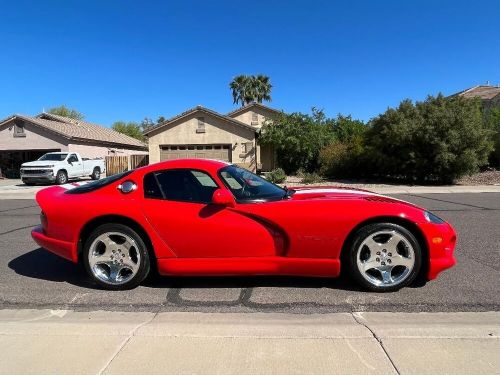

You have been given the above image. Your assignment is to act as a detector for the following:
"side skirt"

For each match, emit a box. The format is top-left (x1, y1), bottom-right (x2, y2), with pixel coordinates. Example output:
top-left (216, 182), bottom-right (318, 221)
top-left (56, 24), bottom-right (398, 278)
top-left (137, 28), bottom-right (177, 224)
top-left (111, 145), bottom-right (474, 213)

top-left (157, 257), bottom-right (340, 277)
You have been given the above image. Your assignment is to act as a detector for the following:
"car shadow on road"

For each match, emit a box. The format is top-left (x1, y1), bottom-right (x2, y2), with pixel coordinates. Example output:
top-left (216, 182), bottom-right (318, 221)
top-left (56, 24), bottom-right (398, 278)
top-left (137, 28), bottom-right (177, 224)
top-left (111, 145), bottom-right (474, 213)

top-left (8, 248), bottom-right (96, 289)
top-left (9, 248), bottom-right (426, 292)
top-left (142, 269), bottom-right (366, 293)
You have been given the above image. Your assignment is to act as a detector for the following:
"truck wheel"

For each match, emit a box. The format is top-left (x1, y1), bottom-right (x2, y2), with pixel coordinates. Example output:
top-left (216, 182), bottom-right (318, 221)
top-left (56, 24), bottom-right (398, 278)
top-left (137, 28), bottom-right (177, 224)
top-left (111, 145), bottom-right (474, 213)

top-left (23, 181), bottom-right (35, 186)
top-left (91, 167), bottom-right (101, 180)
top-left (55, 170), bottom-right (68, 185)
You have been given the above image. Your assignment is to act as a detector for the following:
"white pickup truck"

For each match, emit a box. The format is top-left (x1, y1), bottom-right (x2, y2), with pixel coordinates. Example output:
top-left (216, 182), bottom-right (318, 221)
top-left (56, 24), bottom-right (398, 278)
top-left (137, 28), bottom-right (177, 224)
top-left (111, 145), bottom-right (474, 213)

top-left (20, 152), bottom-right (106, 185)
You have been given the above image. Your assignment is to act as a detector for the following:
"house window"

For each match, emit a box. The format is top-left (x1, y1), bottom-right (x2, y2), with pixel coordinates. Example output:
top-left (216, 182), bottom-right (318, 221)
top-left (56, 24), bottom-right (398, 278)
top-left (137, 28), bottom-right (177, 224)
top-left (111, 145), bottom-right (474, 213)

top-left (240, 142), bottom-right (254, 158)
top-left (196, 117), bottom-right (206, 133)
top-left (13, 122), bottom-right (26, 138)
top-left (251, 112), bottom-right (258, 125)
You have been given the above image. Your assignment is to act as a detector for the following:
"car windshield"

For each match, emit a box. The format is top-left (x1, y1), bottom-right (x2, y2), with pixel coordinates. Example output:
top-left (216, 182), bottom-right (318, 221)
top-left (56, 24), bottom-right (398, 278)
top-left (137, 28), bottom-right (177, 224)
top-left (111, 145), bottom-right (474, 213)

top-left (65, 170), bottom-right (133, 194)
top-left (219, 165), bottom-right (288, 202)
top-left (38, 153), bottom-right (68, 161)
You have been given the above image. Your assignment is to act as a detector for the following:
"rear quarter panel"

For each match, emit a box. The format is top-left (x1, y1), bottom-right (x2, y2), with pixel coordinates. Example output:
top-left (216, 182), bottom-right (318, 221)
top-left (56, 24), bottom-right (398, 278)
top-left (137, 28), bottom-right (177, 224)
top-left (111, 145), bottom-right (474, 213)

top-left (36, 183), bottom-right (177, 260)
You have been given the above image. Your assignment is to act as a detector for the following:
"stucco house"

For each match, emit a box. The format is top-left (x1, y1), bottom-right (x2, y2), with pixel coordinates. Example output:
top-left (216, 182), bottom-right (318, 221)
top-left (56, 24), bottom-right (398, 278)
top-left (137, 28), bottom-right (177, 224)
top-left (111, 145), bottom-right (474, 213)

top-left (144, 102), bottom-right (281, 172)
top-left (0, 112), bottom-right (147, 178)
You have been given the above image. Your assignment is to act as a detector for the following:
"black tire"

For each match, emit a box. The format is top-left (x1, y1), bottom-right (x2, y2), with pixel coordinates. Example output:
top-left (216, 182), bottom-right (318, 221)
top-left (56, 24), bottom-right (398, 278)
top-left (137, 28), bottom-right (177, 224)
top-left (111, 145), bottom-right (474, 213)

top-left (83, 223), bottom-right (151, 290)
top-left (55, 170), bottom-right (68, 185)
top-left (23, 181), bottom-right (35, 186)
top-left (91, 167), bottom-right (101, 180)
top-left (347, 223), bottom-right (422, 292)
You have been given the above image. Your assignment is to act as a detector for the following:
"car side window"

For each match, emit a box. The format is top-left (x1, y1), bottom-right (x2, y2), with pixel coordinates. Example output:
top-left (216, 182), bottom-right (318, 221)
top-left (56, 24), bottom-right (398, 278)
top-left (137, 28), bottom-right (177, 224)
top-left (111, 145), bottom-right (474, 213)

top-left (68, 154), bottom-right (78, 163)
top-left (143, 169), bottom-right (218, 203)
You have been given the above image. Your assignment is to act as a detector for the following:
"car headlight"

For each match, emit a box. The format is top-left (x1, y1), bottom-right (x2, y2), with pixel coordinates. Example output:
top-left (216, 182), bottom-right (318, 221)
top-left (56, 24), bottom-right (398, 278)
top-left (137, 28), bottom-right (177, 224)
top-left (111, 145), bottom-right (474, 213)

top-left (424, 211), bottom-right (445, 224)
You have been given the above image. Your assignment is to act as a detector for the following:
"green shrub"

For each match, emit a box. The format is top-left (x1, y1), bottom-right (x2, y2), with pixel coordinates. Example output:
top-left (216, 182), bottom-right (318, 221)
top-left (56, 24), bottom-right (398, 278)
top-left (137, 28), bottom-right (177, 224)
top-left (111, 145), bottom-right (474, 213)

top-left (259, 110), bottom-right (367, 175)
top-left (486, 108), bottom-right (500, 168)
top-left (266, 168), bottom-right (287, 184)
top-left (259, 109), bottom-right (335, 174)
top-left (319, 137), bottom-right (366, 179)
top-left (300, 172), bottom-right (322, 184)
top-left (366, 94), bottom-right (493, 183)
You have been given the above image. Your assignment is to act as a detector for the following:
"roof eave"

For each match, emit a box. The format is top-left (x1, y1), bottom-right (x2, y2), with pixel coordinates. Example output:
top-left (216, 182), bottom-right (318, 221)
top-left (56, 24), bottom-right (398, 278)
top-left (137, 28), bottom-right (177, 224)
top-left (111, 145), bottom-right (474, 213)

top-left (143, 107), bottom-right (257, 136)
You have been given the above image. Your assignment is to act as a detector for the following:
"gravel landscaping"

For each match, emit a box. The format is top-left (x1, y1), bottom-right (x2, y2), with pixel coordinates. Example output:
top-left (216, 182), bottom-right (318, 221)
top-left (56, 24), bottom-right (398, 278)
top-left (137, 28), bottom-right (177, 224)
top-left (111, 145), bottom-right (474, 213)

top-left (283, 169), bottom-right (500, 188)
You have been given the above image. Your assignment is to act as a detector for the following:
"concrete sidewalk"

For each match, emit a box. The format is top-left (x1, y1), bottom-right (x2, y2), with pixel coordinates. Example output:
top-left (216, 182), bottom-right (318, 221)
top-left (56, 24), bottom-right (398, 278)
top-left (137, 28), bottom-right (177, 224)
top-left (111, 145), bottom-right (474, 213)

top-left (0, 310), bottom-right (498, 374)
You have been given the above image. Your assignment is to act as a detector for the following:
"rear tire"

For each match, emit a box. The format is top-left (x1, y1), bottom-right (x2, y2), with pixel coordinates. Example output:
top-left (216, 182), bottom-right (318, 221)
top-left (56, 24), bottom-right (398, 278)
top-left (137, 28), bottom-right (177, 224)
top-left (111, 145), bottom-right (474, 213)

top-left (91, 167), bottom-right (101, 180)
top-left (347, 223), bottom-right (422, 292)
top-left (55, 170), bottom-right (68, 185)
top-left (83, 223), bottom-right (150, 290)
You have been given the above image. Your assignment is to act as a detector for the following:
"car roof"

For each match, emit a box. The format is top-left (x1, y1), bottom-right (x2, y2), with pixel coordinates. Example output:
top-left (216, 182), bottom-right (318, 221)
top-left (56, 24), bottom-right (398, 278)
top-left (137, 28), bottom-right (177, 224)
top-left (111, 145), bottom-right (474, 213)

top-left (137, 158), bottom-right (231, 174)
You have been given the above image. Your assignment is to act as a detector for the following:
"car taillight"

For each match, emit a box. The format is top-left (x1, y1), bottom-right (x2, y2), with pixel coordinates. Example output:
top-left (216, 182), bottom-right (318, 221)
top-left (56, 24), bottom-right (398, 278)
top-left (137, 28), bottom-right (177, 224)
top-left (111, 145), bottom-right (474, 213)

top-left (40, 211), bottom-right (48, 233)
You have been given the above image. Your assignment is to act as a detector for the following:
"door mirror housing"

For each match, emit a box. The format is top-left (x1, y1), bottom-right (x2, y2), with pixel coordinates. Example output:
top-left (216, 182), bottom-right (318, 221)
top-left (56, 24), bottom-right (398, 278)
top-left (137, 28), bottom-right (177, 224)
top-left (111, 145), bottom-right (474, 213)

top-left (212, 189), bottom-right (236, 207)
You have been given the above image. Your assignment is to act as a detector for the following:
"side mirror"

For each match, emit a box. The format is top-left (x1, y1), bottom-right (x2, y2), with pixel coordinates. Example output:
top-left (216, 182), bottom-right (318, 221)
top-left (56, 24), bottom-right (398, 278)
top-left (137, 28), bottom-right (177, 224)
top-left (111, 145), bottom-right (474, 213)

top-left (212, 189), bottom-right (236, 207)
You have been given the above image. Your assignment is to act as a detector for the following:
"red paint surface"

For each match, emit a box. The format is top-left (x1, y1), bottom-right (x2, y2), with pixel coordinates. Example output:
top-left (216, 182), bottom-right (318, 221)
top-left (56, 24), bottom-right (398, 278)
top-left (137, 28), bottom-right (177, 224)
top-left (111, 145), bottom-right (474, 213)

top-left (31, 159), bottom-right (456, 281)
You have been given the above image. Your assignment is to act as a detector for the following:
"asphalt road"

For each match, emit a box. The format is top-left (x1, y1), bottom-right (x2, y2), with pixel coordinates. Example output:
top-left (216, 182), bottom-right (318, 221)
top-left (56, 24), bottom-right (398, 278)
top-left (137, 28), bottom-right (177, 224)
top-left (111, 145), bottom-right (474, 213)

top-left (0, 193), bottom-right (499, 313)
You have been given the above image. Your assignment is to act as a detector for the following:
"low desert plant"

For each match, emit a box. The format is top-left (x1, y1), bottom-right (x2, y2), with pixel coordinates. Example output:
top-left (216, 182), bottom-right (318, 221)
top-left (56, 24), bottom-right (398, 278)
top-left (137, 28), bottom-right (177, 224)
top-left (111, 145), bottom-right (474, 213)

top-left (266, 168), bottom-right (287, 184)
top-left (300, 172), bottom-right (322, 184)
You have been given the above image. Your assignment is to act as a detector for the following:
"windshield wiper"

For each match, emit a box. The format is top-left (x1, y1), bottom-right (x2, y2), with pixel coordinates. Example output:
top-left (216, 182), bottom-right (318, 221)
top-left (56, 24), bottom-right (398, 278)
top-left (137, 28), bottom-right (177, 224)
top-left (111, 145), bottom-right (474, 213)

top-left (282, 186), bottom-right (296, 199)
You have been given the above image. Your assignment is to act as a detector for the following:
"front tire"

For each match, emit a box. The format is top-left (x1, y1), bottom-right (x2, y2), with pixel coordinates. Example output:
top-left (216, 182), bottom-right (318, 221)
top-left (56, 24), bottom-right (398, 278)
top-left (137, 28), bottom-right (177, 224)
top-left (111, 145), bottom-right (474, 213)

top-left (83, 224), bottom-right (150, 290)
top-left (347, 223), bottom-right (422, 292)
top-left (55, 170), bottom-right (68, 185)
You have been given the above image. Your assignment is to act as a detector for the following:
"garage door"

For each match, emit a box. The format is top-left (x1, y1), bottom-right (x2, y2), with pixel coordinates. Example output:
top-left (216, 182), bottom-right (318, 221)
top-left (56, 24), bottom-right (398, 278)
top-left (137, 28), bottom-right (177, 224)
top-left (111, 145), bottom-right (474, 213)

top-left (160, 144), bottom-right (231, 162)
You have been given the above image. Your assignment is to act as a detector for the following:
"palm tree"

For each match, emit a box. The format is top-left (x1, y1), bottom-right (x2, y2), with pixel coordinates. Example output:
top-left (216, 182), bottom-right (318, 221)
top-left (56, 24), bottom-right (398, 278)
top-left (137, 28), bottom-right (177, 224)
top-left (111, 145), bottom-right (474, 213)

top-left (254, 74), bottom-right (272, 103)
top-left (229, 75), bottom-right (272, 107)
top-left (229, 75), bottom-right (251, 107)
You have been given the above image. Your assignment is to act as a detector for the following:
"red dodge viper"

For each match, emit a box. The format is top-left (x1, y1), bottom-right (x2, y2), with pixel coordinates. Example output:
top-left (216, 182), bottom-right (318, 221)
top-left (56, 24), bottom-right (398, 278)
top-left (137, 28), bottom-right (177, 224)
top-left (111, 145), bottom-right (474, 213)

top-left (31, 159), bottom-right (456, 292)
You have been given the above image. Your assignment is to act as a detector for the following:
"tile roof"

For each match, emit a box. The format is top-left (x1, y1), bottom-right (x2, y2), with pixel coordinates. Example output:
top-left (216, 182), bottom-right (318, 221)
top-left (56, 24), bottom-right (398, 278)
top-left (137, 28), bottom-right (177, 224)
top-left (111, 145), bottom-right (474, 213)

top-left (0, 113), bottom-right (147, 149)
top-left (227, 102), bottom-right (281, 117)
top-left (454, 85), bottom-right (500, 100)
top-left (143, 105), bottom-right (258, 135)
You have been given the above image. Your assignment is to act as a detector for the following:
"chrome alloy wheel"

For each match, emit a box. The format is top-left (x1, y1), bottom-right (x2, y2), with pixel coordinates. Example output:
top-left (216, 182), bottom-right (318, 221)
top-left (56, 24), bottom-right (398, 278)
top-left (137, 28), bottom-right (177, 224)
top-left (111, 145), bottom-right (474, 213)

top-left (88, 232), bottom-right (141, 285)
top-left (356, 230), bottom-right (415, 287)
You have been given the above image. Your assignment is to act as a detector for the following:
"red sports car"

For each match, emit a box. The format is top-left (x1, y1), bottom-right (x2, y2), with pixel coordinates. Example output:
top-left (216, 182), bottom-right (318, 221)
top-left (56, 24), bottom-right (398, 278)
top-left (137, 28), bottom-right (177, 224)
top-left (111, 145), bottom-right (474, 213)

top-left (31, 159), bottom-right (456, 292)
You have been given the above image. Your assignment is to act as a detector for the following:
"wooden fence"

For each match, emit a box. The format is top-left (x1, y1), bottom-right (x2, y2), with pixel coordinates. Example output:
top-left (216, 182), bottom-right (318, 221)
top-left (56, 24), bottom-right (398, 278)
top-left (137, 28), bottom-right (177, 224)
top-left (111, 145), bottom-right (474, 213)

top-left (105, 156), bottom-right (128, 176)
top-left (105, 154), bottom-right (149, 176)
top-left (130, 154), bottom-right (149, 169)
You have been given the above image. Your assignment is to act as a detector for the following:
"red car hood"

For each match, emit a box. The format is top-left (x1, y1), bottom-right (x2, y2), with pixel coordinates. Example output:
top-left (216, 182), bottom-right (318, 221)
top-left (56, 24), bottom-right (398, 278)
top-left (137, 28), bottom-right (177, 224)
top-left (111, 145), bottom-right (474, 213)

top-left (289, 186), bottom-right (418, 207)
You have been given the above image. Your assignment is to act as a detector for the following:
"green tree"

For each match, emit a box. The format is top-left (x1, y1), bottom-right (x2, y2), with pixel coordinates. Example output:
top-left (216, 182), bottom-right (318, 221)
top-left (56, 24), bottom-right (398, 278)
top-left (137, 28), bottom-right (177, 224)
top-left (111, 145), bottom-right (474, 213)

top-left (47, 105), bottom-right (84, 120)
top-left (486, 108), bottom-right (500, 167)
top-left (112, 121), bottom-right (145, 141)
top-left (331, 114), bottom-right (366, 142)
top-left (229, 74), bottom-right (272, 106)
top-left (366, 94), bottom-right (492, 183)
top-left (260, 108), bottom-right (334, 173)
top-left (319, 115), bottom-right (368, 179)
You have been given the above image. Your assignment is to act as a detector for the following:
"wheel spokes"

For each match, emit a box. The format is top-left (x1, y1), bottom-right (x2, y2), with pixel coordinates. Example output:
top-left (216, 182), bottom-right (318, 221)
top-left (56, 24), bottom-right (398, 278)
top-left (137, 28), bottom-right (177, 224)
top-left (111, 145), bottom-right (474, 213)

top-left (379, 267), bottom-right (393, 284)
top-left (88, 232), bottom-right (141, 285)
top-left (357, 229), bottom-right (416, 287)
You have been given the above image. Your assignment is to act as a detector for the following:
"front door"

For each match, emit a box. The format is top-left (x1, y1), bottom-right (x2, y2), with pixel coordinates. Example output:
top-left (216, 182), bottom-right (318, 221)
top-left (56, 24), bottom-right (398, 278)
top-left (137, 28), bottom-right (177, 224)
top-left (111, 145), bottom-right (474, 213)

top-left (140, 168), bottom-right (277, 258)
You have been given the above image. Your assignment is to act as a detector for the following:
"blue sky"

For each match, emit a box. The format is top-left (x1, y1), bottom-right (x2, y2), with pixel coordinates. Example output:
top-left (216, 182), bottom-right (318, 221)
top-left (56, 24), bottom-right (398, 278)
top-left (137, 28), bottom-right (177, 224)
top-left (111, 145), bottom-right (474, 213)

top-left (1, 0), bottom-right (499, 126)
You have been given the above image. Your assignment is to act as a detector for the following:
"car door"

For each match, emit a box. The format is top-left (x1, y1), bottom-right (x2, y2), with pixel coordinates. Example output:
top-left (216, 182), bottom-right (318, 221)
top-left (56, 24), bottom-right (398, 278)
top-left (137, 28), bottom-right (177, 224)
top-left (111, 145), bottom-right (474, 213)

top-left (140, 168), bottom-right (279, 258)
top-left (66, 153), bottom-right (83, 178)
